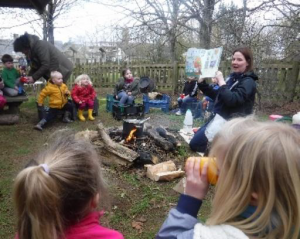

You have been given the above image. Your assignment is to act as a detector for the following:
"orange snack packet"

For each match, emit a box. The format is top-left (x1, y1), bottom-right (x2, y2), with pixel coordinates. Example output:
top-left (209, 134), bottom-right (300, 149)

top-left (186, 157), bottom-right (218, 185)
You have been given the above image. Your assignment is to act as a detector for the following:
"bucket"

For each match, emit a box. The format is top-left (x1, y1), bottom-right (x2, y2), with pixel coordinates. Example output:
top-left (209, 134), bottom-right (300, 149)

top-left (123, 119), bottom-right (144, 139)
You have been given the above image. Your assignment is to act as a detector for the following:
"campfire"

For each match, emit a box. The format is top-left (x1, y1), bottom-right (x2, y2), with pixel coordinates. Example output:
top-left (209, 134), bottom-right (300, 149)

top-left (77, 120), bottom-right (181, 167)
top-left (126, 128), bottom-right (137, 142)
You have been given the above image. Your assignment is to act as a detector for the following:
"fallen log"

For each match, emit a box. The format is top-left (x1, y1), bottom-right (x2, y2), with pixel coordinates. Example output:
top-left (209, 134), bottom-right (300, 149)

top-left (0, 114), bottom-right (19, 125)
top-left (156, 126), bottom-right (181, 147)
top-left (95, 122), bottom-right (138, 166)
top-left (144, 127), bottom-right (175, 151)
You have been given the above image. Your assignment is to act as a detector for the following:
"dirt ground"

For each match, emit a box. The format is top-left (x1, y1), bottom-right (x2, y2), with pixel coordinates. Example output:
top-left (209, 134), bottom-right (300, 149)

top-left (0, 91), bottom-right (208, 239)
top-left (0, 89), bottom-right (298, 238)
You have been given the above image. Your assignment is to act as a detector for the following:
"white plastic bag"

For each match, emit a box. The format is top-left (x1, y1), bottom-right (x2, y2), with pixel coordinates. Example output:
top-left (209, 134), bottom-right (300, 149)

top-left (205, 114), bottom-right (227, 142)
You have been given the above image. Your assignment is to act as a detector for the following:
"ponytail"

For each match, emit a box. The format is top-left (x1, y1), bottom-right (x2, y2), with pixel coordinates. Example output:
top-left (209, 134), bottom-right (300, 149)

top-left (13, 131), bottom-right (107, 239)
top-left (14, 165), bottom-right (63, 239)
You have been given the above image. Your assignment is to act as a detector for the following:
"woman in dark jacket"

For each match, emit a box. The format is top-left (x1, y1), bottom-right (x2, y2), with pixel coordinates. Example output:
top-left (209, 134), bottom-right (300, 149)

top-left (13, 33), bottom-right (73, 83)
top-left (114, 68), bottom-right (140, 106)
top-left (190, 47), bottom-right (258, 153)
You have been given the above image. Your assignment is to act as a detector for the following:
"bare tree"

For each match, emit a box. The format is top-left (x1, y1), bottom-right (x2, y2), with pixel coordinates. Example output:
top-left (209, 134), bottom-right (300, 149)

top-left (180, 0), bottom-right (220, 49)
top-left (41, 0), bottom-right (80, 44)
top-left (94, 0), bottom-right (186, 61)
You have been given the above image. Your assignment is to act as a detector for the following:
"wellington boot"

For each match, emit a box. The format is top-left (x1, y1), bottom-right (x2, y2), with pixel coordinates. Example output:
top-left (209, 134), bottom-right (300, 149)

top-left (88, 109), bottom-right (95, 121)
top-left (62, 111), bottom-right (73, 123)
top-left (78, 109), bottom-right (86, 121)
top-left (34, 119), bottom-right (47, 131)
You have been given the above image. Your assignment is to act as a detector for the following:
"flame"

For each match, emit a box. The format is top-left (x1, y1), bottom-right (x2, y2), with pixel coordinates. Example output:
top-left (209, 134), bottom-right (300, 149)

top-left (126, 128), bottom-right (137, 142)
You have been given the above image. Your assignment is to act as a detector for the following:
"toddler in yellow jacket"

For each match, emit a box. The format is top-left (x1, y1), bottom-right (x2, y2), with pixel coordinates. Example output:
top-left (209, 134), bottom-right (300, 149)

top-left (34, 71), bottom-right (73, 131)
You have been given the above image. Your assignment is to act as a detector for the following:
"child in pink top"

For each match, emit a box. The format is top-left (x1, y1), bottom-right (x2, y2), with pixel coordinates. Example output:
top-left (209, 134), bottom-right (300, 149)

top-left (0, 77), bottom-right (6, 109)
top-left (13, 132), bottom-right (124, 239)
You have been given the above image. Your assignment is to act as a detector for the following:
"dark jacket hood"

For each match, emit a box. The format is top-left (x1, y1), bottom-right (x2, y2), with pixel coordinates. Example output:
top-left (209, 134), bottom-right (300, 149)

top-left (27, 34), bottom-right (40, 49)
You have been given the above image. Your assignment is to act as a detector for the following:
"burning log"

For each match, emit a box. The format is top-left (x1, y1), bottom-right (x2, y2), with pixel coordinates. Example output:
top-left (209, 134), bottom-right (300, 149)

top-left (95, 122), bottom-right (139, 166)
top-left (144, 124), bottom-right (175, 151)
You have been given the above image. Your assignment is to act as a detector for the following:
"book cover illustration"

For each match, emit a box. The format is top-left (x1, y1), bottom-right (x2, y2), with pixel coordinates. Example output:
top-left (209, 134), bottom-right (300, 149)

top-left (185, 47), bottom-right (223, 78)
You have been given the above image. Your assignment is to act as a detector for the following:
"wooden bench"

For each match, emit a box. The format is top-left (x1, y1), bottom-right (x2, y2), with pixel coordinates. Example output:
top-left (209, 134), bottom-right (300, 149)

top-left (4, 95), bottom-right (28, 114)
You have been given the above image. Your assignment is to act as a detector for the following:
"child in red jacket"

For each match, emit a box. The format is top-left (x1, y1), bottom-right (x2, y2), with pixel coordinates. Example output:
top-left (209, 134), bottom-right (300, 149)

top-left (71, 74), bottom-right (96, 121)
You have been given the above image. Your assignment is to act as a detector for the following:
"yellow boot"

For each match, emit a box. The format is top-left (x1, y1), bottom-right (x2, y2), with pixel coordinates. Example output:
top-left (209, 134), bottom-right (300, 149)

top-left (78, 109), bottom-right (86, 121)
top-left (88, 109), bottom-right (95, 121)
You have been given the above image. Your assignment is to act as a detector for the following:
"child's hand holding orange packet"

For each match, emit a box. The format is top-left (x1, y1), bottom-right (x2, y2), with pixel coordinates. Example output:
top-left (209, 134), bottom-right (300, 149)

top-left (185, 157), bottom-right (218, 185)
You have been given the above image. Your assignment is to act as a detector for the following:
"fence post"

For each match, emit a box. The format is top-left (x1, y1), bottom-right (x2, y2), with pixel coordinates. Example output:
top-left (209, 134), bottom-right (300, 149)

top-left (173, 61), bottom-right (178, 94)
top-left (290, 61), bottom-right (300, 102)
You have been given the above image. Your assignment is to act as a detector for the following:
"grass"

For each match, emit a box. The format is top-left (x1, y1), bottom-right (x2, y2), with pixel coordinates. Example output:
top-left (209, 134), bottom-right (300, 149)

top-left (0, 92), bottom-right (194, 239)
top-left (0, 91), bottom-right (270, 238)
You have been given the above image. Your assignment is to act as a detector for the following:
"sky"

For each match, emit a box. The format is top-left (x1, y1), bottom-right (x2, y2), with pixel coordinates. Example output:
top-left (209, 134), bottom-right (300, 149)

top-left (0, 0), bottom-right (284, 44)
top-left (0, 1), bottom-right (125, 43)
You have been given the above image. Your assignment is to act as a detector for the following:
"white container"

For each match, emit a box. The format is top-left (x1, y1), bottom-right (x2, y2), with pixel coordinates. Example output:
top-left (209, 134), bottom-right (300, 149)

top-left (292, 112), bottom-right (300, 125)
top-left (183, 109), bottom-right (193, 134)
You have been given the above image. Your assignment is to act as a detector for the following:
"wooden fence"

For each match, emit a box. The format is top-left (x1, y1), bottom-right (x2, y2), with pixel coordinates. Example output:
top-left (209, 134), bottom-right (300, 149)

top-left (69, 61), bottom-right (300, 102)
top-left (1, 60), bottom-right (299, 102)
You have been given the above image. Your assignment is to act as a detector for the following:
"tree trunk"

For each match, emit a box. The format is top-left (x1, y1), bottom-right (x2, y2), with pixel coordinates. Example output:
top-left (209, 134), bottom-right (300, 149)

top-left (47, 1), bottom-right (55, 44)
top-left (199, 0), bottom-right (215, 49)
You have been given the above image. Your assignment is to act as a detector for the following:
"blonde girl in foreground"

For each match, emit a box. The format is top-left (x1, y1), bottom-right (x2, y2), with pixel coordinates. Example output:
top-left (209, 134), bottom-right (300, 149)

top-left (13, 131), bottom-right (124, 239)
top-left (157, 118), bottom-right (300, 238)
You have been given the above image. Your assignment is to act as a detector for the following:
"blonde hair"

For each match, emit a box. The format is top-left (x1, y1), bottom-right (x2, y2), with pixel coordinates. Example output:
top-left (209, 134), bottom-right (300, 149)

top-left (74, 74), bottom-right (93, 86)
top-left (50, 71), bottom-right (62, 80)
top-left (208, 120), bottom-right (300, 238)
top-left (209, 116), bottom-right (259, 161)
top-left (13, 131), bottom-right (107, 239)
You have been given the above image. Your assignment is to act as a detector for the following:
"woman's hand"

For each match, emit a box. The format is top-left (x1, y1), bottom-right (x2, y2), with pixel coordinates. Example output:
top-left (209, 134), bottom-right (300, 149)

top-left (185, 157), bottom-right (209, 200)
top-left (215, 71), bottom-right (226, 86)
top-left (27, 76), bottom-right (34, 84)
top-left (128, 92), bottom-right (132, 96)
top-left (198, 76), bottom-right (205, 83)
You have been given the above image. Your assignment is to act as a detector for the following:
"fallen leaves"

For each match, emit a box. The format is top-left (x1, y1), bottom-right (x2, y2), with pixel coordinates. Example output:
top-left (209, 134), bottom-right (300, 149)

top-left (131, 217), bottom-right (147, 233)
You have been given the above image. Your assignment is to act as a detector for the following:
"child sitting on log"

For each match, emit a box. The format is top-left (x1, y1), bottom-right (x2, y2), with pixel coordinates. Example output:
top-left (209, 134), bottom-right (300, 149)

top-left (71, 74), bottom-right (96, 121)
top-left (34, 71), bottom-right (73, 131)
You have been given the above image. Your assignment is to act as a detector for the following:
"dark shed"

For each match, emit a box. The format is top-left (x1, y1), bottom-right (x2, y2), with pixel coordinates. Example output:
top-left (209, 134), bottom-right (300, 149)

top-left (0, 0), bottom-right (50, 14)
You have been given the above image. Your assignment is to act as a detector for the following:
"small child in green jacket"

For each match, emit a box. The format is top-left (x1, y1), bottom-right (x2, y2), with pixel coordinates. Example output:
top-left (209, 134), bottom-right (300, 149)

top-left (1, 54), bottom-right (22, 96)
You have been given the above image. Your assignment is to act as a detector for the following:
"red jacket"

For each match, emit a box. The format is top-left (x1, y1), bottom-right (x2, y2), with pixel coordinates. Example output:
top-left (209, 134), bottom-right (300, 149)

top-left (71, 84), bottom-right (96, 104)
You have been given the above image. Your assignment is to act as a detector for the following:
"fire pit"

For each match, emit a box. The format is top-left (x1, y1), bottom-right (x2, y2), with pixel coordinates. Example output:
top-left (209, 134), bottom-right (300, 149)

top-left (107, 118), bottom-right (181, 166)
top-left (79, 122), bottom-right (182, 167)
top-left (122, 118), bottom-right (150, 141)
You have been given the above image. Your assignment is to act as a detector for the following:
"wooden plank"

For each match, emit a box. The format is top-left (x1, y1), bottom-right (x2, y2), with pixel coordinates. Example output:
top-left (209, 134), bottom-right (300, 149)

top-left (5, 96), bottom-right (28, 103)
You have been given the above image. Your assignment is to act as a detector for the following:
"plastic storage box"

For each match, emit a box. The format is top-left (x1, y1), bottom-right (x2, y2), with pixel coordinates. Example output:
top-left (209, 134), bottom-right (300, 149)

top-left (143, 94), bottom-right (170, 113)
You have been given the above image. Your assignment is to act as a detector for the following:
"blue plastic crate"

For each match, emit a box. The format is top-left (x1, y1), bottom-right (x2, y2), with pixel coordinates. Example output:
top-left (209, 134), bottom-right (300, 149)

top-left (143, 94), bottom-right (170, 113)
top-left (106, 94), bottom-right (119, 112)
